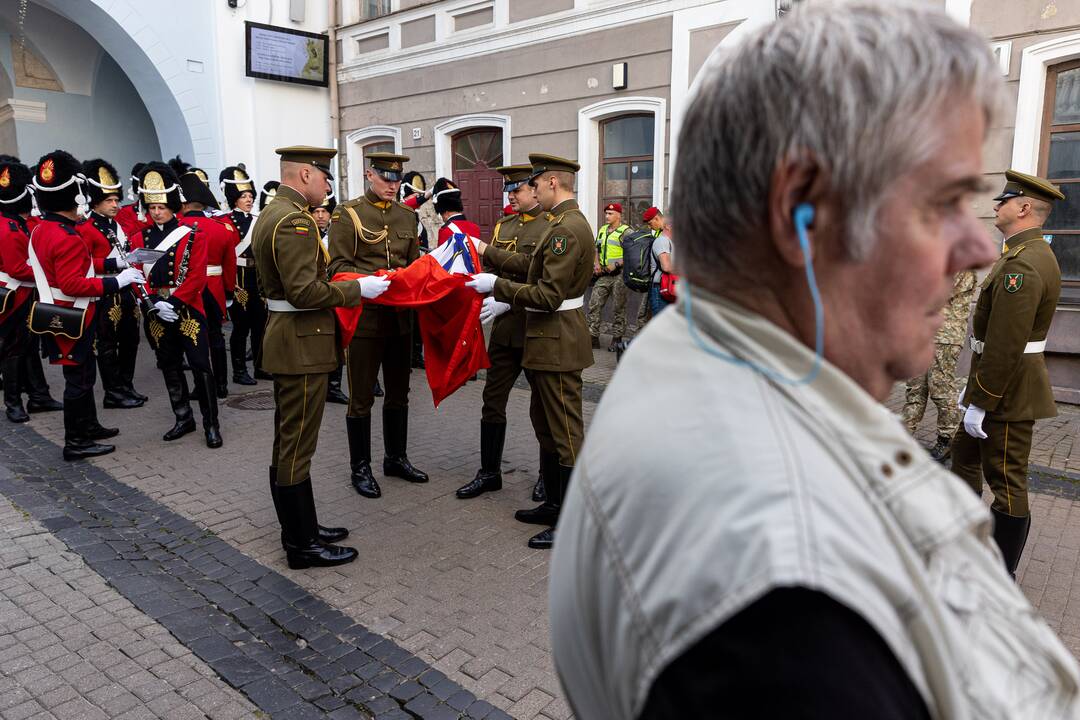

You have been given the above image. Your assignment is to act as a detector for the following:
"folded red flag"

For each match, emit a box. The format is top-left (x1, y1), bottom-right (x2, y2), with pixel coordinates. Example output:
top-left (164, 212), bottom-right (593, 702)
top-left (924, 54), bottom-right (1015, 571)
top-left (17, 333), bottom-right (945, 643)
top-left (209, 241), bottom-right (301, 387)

top-left (333, 255), bottom-right (490, 407)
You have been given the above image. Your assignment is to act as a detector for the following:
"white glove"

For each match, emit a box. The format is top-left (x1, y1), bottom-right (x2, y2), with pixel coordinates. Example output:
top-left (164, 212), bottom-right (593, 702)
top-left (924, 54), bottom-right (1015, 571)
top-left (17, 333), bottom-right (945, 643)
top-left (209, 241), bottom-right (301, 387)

top-left (963, 404), bottom-right (988, 439)
top-left (153, 301), bottom-right (178, 322)
top-left (957, 386), bottom-right (967, 411)
top-left (226, 299), bottom-right (234, 309)
top-left (479, 297), bottom-right (511, 324)
top-left (466, 273), bottom-right (497, 294)
top-left (115, 267), bottom-right (145, 288)
top-left (113, 255), bottom-right (130, 269)
top-left (357, 275), bottom-right (390, 300)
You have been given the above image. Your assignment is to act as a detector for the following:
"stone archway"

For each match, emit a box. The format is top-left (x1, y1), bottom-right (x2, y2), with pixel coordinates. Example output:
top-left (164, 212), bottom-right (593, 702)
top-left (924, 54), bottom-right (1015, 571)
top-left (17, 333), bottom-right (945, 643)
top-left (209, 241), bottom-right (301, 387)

top-left (28, 0), bottom-right (196, 162)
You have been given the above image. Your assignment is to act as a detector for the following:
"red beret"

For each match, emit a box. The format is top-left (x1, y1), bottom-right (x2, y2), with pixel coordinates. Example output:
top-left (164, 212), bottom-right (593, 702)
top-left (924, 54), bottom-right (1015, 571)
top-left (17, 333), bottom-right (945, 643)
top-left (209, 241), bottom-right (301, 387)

top-left (642, 206), bottom-right (661, 222)
top-left (604, 202), bottom-right (623, 214)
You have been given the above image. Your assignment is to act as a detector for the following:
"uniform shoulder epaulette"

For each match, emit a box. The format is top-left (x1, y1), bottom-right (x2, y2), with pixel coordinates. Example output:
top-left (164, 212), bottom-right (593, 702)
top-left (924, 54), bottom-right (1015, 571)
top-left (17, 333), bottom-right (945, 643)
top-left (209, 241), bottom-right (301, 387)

top-left (494, 214), bottom-right (514, 226)
top-left (1008, 245), bottom-right (1028, 259)
top-left (341, 198), bottom-right (361, 208)
top-left (548, 212), bottom-right (564, 226)
top-left (60, 224), bottom-right (79, 236)
top-left (393, 200), bottom-right (415, 213)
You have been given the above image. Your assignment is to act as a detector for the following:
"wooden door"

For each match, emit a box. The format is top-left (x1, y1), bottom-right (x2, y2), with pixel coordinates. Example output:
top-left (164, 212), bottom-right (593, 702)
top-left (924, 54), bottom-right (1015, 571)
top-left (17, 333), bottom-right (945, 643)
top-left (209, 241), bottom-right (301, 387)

top-left (452, 129), bottom-right (504, 239)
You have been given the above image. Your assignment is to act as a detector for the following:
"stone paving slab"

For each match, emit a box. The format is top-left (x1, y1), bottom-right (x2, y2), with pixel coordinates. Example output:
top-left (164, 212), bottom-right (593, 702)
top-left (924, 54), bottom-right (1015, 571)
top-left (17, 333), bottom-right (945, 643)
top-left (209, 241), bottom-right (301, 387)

top-left (0, 493), bottom-right (257, 720)
top-left (0, 433), bottom-right (510, 720)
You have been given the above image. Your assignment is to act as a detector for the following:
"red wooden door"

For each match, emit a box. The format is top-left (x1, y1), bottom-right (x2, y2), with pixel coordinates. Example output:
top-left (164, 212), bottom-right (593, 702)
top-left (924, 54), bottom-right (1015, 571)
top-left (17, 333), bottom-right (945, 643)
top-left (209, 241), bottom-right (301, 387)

top-left (452, 129), bottom-right (504, 239)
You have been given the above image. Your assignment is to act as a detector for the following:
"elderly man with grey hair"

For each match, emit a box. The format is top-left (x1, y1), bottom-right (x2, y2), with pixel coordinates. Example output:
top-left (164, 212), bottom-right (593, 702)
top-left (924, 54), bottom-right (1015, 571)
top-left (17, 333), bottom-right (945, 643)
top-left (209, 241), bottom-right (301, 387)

top-left (549, 2), bottom-right (1080, 719)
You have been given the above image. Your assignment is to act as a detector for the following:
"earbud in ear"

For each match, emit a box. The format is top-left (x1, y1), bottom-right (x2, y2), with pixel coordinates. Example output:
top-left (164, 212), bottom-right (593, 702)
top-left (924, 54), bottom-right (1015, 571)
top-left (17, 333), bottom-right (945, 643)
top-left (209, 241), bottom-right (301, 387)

top-left (793, 203), bottom-right (815, 229)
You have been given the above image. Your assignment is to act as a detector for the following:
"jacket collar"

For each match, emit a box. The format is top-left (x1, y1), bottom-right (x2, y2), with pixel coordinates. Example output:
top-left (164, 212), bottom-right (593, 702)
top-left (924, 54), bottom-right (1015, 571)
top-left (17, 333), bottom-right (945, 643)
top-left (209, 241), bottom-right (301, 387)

top-left (276, 183), bottom-right (310, 211)
top-left (365, 189), bottom-right (391, 209)
top-left (1002, 226), bottom-right (1045, 254)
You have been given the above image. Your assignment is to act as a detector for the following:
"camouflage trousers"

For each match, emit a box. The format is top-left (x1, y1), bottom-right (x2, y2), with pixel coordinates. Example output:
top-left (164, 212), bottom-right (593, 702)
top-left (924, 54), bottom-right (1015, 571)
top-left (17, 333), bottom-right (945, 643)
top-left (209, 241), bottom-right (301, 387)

top-left (587, 275), bottom-right (627, 338)
top-left (902, 343), bottom-right (963, 438)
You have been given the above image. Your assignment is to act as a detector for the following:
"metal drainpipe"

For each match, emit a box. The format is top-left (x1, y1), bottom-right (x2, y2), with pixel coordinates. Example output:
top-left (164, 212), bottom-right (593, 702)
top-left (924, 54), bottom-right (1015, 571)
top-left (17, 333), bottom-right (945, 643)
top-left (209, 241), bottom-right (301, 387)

top-left (328, 0), bottom-right (343, 195)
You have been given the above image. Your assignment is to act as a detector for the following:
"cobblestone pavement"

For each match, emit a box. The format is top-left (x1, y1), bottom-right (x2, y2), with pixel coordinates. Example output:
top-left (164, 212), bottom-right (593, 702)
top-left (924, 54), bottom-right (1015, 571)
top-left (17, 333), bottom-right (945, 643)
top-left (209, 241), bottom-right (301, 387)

top-left (0, 491), bottom-right (257, 720)
top-left (2, 337), bottom-right (1078, 719)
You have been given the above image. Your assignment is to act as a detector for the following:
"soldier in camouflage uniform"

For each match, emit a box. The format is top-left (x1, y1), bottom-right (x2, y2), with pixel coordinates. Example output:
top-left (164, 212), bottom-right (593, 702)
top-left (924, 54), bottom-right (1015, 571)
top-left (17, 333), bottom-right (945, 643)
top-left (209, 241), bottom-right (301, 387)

top-left (901, 270), bottom-right (977, 461)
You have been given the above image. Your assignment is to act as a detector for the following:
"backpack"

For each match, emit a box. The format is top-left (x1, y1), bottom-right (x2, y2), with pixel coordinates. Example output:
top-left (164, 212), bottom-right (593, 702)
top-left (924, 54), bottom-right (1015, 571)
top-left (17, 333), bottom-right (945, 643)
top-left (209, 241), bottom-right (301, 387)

top-left (621, 229), bottom-right (656, 293)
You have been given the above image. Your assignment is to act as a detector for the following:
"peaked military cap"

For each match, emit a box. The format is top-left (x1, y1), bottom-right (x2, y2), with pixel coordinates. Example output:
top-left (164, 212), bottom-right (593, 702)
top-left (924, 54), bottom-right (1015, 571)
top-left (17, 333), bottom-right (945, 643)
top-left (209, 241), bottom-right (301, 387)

top-left (528, 153), bottom-right (580, 180)
top-left (497, 164), bottom-right (533, 192)
top-left (993, 169), bottom-right (1066, 204)
top-left (367, 152), bottom-right (409, 182)
top-left (276, 145), bottom-right (336, 180)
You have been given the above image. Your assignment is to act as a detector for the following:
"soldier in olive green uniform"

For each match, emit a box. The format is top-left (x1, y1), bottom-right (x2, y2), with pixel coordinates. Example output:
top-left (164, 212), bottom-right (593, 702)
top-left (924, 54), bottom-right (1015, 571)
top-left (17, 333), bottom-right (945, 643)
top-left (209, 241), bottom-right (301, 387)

top-left (901, 270), bottom-right (978, 461)
top-left (253, 146), bottom-right (388, 569)
top-left (328, 153), bottom-right (429, 500)
top-left (951, 170), bottom-right (1064, 576)
top-left (469, 154), bottom-right (594, 549)
top-left (457, 165), bottom-right (551, 501)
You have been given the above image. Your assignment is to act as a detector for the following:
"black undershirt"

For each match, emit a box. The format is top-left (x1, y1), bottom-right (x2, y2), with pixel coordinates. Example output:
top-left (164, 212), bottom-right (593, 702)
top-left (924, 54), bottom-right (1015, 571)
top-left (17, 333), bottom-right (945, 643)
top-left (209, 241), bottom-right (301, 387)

top-left (639, 588), bottom-right (932, 719)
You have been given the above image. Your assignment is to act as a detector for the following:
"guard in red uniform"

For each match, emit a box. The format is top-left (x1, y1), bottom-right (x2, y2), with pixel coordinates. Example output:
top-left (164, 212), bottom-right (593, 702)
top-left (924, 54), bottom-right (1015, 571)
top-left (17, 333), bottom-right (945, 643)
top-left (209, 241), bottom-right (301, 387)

top-left (432, 177), bottom-right (481, 247)
top-left (77, 158), bottom-right (145, 410)
top-left (116, 163), bottom-right (152, 240)
top-left (130, 162), bottom-right (222, 449)
top-left (0, 156), bottom-right (37, 423)
top-left (171, 158), bottom-right (236, 399)
top-left (219, 165), bottom-right (267, 386)
top-left (27, 150), bottom-right (145, 460)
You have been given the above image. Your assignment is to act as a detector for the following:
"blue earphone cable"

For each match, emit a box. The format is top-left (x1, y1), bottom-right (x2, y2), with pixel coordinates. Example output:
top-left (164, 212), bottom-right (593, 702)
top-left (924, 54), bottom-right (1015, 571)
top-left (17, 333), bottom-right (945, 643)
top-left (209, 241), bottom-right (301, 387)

top-left (682, 203), bottom-right (823, 387)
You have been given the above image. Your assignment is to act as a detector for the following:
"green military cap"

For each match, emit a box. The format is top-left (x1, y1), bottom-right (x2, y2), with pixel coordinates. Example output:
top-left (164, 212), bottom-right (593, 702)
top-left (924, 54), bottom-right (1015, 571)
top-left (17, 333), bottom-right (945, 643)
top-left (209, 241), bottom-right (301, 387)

top-left (528, 153), bottom-right (580, 181)
top-left (993, 169), bottom-right (1066, 204)
top-left (275, 145), bottom-right (336, 180)
top-left (367, 152), bottom-right (410, 182)
top-left (496, 164), bottom-right (533, 192)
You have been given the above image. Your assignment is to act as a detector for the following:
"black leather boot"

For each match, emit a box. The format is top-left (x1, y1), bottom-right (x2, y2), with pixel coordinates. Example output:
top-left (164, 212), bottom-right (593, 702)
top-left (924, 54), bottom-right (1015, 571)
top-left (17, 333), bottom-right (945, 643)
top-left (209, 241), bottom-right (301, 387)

top-left (3, 355), bottom-right (29, 423)
top-left (119, 349), bottom-right (147, 402)
top-left (99, 343), bottom-right (142, 409)
top-left (22, 350), bottom-right (62, 413)
top-left (84, 394), bottom-right (120, 439)
top-left (928, 434), bottom-right (952, 463)
top-left (527, 464), bottom-right (572, 550)
top-left (276, 478), bottom-right (358, 570)
top-left (162, 368), bottom-right (196, 441)
top-left (532, 449), bottom-right (555, 502)
top-left (211, 346), bottom-right (229, 399)
top-left (383, 407), bottom-right (428, 483)
top-left (457, 421), bottom-right (505, 499)
top-left (232, 353), bottom-right (256, 386)
top-left (515, 451), bottom-right (561, 526)
top-left (992, 508), bottom-right (1031, 579)
top-left (269, 467), bottom-right (348, 549)
top-left (193, 371), bottom-right (223, 448)
top-left (346, 415), bottom-right (380, 498)
top-left (63, 395), bottom-right (115, 461)
top-left (326, 365), bottom-right (348, 404)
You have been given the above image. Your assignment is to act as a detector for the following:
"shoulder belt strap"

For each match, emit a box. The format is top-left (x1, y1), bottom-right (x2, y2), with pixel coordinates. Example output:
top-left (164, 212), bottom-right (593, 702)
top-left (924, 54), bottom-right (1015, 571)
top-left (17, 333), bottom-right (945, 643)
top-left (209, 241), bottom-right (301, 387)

top-left (234, 216), bottom-right (256, 257)
top-left (147, 225), bottom-right (191, 277)
top-left (27, 228), bottom-right (94, 309)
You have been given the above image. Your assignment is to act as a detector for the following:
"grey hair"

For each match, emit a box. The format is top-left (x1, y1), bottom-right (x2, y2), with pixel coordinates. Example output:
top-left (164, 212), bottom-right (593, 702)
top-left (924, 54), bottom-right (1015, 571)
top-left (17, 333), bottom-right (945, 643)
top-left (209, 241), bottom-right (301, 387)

top-left (671, 0), bottom-right (1005, 278)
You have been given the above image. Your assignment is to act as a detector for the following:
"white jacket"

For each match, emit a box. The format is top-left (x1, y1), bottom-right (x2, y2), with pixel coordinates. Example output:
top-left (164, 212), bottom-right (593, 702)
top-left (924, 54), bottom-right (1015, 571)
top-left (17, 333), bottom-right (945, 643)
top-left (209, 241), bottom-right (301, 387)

top-left (549, 288), bottom-right (1080, 720)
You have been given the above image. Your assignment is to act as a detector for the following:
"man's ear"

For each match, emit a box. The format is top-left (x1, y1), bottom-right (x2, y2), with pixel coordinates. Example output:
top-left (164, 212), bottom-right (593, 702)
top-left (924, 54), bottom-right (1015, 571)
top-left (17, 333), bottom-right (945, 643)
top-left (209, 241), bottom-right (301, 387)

top-left (768, 154), bottom-right (833, 268)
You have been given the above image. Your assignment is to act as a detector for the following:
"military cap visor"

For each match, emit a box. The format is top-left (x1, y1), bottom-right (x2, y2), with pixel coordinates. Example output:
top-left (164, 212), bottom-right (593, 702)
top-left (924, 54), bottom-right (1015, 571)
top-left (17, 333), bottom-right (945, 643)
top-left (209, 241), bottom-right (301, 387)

top-left (497, 164), bottom-right (533, 192)
top-left (993, 169), bottom-right (1065, 204)
top-left (276, 145), bottom-right (336, 181)
top-left (367, 152), bottom-right (409, 182)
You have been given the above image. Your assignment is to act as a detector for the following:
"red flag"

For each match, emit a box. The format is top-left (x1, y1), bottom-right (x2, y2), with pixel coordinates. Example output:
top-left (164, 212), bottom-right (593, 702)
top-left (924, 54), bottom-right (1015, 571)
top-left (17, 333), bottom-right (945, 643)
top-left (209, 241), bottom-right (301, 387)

top-left (333, 255), bottom-right (490, 407)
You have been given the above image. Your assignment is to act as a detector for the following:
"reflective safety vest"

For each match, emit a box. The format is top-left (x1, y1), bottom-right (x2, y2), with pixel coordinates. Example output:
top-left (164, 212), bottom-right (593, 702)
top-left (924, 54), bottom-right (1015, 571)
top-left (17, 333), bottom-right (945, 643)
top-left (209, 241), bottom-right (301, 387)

top-left (596, 223), bottom-right (629, 265)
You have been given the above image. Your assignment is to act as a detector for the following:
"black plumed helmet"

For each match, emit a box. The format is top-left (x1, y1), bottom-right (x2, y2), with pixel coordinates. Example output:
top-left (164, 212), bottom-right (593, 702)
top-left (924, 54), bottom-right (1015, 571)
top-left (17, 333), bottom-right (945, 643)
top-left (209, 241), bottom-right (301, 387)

top-left (259, 180), bottom-right (280, 211)
top-left (432, 176), bottom-right (463, 215)
top-left (82, 158), bottom-right (123, 207)
top-left (138, 161), bottom-right (183, 213)
top-left (32, 149), bottom-right (84, 213)
top-left (170, 156), bottom-right (219, 209)
top-left (0, 157), bottom-right (33, 216)
top-left (219, 165), bottom-right (256, 209)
